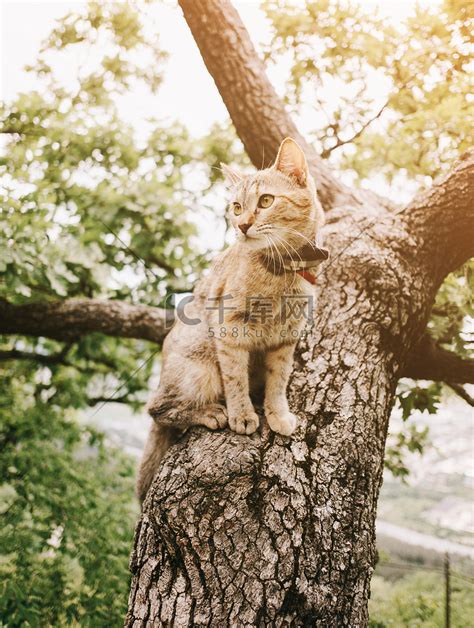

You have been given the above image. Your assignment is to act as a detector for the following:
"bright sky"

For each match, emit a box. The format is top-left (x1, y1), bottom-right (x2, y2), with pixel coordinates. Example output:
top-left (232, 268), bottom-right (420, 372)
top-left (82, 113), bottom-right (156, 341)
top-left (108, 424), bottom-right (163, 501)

top-left (1, 1), bottom-right (265, 134)
top-left (1, 0), bottom-right (430, 133)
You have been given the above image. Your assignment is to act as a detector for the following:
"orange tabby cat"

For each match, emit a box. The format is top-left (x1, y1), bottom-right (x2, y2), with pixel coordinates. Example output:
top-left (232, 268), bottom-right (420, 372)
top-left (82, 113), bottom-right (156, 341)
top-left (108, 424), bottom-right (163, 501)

top-left (137, 138), bottom-right (325, 502)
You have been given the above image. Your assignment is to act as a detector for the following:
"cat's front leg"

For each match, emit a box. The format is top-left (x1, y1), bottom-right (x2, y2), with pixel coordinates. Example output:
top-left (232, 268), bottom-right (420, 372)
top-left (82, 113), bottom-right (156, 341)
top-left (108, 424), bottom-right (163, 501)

top-left (264, 343), bottom-right (298, 436)
top-left (216, 342), bottom-right (259, 435)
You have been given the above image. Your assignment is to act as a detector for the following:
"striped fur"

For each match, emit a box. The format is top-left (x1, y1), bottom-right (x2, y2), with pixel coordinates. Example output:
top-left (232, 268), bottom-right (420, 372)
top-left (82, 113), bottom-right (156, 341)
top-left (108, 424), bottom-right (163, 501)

top-left (137, 138), bottom-right (324, 501)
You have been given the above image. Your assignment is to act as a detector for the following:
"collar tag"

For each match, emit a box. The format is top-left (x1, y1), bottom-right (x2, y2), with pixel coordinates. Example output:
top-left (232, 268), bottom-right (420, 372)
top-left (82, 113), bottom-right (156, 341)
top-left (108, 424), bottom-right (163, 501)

top-left (297, 269), bottom-right (317, 285)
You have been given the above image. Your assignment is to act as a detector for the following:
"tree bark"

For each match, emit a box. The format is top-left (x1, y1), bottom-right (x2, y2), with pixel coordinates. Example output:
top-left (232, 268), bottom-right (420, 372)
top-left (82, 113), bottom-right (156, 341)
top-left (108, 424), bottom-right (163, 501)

top-left (0, 298), bottom-right (172, 345)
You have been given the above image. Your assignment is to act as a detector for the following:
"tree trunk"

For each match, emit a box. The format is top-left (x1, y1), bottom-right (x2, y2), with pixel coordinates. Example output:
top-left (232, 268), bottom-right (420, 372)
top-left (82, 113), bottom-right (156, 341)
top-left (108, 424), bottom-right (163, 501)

top-left (125, 2), bottom-right (474, 625)
top-left (125, 160), bottom-right (473, 626)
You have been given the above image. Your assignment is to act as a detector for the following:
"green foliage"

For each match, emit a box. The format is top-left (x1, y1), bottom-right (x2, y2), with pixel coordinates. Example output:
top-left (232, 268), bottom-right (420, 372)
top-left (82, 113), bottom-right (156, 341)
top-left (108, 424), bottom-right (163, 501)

top-left (397, 383), bottom-right (443, 422)
top-left (369, 571), bottom-right (474, 627)
top-left (386, 379), bottom-right (438, 478)
top-left (2, 60), bottom-right (194, 303)
top-left (0, 361), bottom-right (137, 626)
top-left (384, 422), bottom-right (431, 480)
top-left (263, 0), bottom-right (473, 186)
top-left (0, 2), bottom-right (241, 624)
top-left (429, 261), bottom-right (473, 357)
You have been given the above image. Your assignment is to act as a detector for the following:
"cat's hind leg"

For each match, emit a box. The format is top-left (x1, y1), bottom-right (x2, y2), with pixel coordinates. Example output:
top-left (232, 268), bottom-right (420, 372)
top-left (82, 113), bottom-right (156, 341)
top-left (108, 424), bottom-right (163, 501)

top-left (138, 328), bottom-right (227, 502)
top-left (147, 396), bottom-right (228, 430)
top-left (138, 360), bottom-right (226, 503)
top-left (147, 345), bottom-right (227, 430)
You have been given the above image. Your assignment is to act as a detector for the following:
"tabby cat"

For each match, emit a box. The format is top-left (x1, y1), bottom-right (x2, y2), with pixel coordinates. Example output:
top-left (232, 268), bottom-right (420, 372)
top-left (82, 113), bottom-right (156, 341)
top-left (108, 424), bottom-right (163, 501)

top-left (137, 138), bottom-right (325, 502)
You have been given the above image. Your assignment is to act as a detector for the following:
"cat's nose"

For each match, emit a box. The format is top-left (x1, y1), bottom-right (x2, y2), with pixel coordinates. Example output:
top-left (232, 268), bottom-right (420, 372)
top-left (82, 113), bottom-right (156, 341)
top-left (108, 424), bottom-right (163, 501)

top-left (239, 222), bottom-right (252, 235)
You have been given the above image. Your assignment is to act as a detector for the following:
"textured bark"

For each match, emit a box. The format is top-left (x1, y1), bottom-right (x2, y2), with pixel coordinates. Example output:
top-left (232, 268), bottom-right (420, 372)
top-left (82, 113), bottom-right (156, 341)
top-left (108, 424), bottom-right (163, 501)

top-left (400, 149), bottom-right (474, 280)
top-left (0, 298), bottom-right (172, 344)
top-left (126, 149), bottom-right (474, 626)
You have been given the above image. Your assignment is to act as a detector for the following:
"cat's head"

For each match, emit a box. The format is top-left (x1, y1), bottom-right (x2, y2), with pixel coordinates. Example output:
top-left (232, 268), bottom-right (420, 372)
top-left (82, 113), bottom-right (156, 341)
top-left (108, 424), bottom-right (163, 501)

top-left (222, 138), bottom-right (323, 253)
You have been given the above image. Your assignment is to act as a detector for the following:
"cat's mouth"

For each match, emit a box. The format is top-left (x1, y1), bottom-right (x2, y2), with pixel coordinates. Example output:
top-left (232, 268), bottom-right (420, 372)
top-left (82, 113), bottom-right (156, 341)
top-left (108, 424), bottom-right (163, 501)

top-left (237, 229), bottom-right (267, 249)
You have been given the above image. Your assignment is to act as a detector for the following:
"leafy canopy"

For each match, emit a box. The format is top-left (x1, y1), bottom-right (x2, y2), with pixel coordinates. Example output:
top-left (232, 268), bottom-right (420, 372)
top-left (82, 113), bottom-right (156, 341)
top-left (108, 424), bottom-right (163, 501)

top-left (0, 2), bottom-right (237, 624)
top-left (263, 0), bottom-right (473, 187)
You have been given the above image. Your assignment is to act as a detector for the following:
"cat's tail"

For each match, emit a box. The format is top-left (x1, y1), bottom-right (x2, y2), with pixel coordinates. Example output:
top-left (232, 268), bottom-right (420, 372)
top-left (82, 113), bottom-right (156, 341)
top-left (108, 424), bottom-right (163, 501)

top-left (136, 422), bottom-right (181, 504)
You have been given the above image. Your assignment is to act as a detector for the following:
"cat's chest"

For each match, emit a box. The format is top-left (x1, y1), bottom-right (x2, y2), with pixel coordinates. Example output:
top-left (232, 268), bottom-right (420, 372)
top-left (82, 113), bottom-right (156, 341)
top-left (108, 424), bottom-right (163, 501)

top-left (229, 279), bottom-right (315, 346)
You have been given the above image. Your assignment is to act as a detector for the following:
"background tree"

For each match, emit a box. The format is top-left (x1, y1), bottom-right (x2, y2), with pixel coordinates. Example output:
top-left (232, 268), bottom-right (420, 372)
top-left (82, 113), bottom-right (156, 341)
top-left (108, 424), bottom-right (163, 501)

top-left (264, 0), bottom-right (473, 186)
top-left (0, 2), bottom-right (237, 623)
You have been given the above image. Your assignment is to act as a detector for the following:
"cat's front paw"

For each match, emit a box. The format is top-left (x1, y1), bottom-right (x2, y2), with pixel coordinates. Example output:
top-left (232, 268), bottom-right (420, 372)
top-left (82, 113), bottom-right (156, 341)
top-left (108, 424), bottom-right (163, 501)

top-left (266, 410), bottom-right (297, 436)
top-left (198, 404), bottom-right (228, 430)
top-left (229, 411), bottom-right (259, 435)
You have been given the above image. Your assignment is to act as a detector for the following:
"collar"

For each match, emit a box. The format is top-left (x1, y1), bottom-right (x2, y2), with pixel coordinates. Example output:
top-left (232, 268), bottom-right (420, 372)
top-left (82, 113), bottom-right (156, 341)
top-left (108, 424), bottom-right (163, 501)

top-left (283, 243), bottom-right (329, 285)
top-left (296, 269), bottom-right (318, 285)
top-left (258, 242), bottom-right (329, 284)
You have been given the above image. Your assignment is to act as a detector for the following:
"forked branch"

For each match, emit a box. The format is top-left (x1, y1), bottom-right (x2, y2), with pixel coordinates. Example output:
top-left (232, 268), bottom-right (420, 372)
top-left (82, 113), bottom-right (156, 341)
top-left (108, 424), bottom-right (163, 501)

top-left (403, 333), bottom-right (474, 385)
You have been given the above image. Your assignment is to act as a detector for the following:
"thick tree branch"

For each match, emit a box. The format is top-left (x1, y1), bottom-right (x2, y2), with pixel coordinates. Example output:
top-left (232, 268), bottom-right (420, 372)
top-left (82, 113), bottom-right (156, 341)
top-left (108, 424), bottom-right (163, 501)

top-left (177, 0), bottom-right (392, 211)
top-left (0, 298), bottom-right (173, 345)
top-left (402, 149), bottom-right (474, 278)
top-left (0, 349), bottom-right (70, 365)
top-left (402, 333), bottom-right (474, 384)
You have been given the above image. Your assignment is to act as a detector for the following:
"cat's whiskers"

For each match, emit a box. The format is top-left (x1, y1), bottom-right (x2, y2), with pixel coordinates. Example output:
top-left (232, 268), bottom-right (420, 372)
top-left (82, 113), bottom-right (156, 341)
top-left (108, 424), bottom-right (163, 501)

top-left (263, 234), bottom-right (278, 277)
top-left (263, 229), bottom-right (281, 268)
top-left (279, 225), bottom-right (318, 250)
top-left (270, 231), bottom-right (301, 290)
top-left (255, 226), bottom-right (280, 269)
top-left (258, 224), bottom-right (303, 262)
top-left (266, 231), bottom-right (296, 291)
top-left (268, 233), bottom-right (286, 279)
top-left (273, 230), bottom-right (305, 265)
top-left (256, 225), bottom-right (300, 289)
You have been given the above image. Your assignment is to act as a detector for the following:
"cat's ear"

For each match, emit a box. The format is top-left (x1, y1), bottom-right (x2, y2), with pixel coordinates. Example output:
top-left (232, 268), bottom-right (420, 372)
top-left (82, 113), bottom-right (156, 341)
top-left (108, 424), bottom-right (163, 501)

top-left (273, 137), bottom-right (308, 186)
top-left (220, 163), bottom-right (243, 187)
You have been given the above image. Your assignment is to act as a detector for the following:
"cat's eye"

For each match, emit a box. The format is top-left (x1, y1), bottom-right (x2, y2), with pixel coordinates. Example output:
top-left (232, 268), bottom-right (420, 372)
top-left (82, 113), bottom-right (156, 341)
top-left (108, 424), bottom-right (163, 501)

top-left (258, 194), bottom-right (274, 209)
top-left (233, 202), bottom-right (242, 216)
